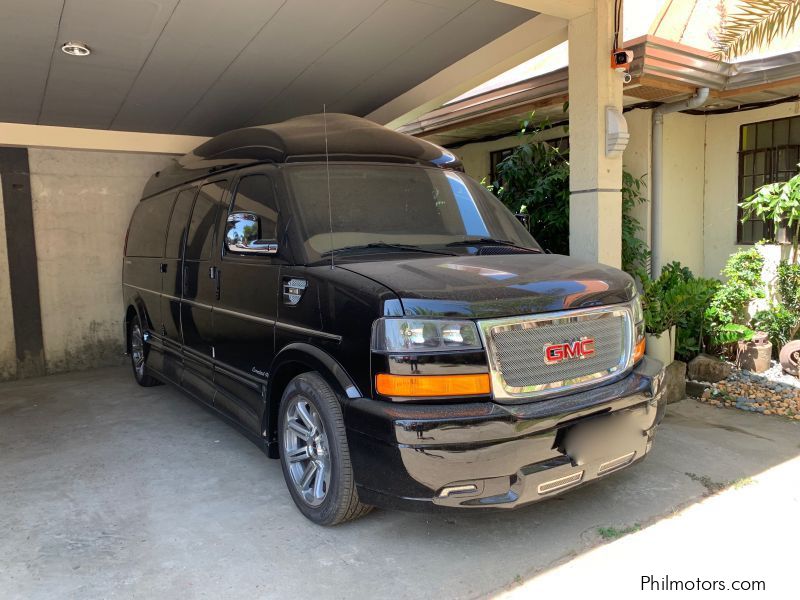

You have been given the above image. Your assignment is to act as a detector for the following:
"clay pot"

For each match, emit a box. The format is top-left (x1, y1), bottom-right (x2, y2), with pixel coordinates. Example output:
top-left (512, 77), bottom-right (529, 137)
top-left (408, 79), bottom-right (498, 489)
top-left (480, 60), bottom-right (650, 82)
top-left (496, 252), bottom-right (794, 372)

top-left (780, 340), bottom-right (800, 377)
top-left (737, 332), bottom-right (772, 373)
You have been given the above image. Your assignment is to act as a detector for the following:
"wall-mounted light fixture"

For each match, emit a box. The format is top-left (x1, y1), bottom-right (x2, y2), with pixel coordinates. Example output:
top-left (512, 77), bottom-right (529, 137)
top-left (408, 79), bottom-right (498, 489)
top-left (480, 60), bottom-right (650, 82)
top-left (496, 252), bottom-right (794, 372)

top-left (61, 42), bottom-right (91, 57)
top-left (605, 107), bottom-right (630, 158)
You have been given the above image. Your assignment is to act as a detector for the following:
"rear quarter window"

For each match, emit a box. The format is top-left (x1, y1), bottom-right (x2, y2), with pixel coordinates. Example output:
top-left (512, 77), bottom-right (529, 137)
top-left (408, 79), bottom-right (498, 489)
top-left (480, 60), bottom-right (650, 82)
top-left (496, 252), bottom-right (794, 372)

top-left (126, 192), bottom-right (175, 257)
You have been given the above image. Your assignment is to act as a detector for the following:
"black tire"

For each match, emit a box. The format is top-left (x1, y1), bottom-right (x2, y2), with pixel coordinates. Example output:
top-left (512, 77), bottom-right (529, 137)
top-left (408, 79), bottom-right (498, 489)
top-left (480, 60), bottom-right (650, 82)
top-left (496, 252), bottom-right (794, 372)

top-left (278, 372), bottom-right (372, 526)
top-left (129, 316), bottom-right (159, 387)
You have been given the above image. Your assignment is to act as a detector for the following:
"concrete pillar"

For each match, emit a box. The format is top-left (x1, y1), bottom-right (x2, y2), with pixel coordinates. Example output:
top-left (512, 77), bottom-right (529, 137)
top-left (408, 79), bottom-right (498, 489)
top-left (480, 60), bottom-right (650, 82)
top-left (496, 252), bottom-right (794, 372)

top-left (567, 0), bottom-right (623, 267)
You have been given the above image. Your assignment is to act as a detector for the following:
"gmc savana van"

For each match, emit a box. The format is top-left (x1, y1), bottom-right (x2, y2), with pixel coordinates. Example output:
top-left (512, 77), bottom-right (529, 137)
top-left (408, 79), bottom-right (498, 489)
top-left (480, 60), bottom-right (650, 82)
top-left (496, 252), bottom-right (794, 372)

top-left (122, 113), bottom-right (665, 525)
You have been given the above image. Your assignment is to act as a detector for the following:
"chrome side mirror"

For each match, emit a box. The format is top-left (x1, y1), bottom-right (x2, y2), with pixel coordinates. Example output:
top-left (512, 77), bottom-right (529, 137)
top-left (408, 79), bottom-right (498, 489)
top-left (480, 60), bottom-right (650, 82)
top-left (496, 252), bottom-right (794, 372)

top-left (225, 212), bottom-right (278, 255)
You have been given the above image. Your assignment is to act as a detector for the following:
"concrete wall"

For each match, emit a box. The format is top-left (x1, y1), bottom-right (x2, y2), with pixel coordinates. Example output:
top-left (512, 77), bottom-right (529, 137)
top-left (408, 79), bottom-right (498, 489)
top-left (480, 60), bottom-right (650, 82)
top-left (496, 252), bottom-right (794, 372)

top-left (0, 182), bottom-right (15, 381)
top-left (28, 149), bottom-right (172, 375)
top-left (703, 102), bottom-right (799, 278)
top-left (659, 111), bottom-right (707, 275)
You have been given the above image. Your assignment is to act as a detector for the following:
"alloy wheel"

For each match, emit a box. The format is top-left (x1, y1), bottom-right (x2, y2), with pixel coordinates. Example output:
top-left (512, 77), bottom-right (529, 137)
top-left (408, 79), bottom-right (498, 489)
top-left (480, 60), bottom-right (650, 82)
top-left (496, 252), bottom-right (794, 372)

top-left (131, 324), bottom-right (145, 380)
top-left (283, 398), bottom-right (331, 507)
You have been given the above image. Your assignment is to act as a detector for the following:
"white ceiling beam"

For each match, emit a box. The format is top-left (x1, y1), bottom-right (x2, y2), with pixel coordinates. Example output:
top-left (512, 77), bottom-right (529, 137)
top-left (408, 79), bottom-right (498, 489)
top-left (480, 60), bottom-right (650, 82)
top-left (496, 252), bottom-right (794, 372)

top-left (0, 122), bottom-right (207, 155)
top-left (366, 14), bottom-right (567, 129)
top-left (495, 0), bottom-right (595, 20)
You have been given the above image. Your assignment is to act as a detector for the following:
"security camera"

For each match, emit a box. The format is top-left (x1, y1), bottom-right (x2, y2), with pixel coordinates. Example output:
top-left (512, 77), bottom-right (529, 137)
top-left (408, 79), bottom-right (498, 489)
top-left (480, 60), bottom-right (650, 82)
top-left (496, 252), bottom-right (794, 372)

top-left (622, 72), bottom-right (632, 84)
top-left (611, 49), bottom-right (634, 71)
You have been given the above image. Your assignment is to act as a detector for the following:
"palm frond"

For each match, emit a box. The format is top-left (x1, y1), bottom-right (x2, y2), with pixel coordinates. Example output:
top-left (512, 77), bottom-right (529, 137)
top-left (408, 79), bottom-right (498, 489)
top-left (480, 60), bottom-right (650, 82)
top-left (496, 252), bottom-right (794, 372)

top-left (713, 0), bottom-right (800, 60)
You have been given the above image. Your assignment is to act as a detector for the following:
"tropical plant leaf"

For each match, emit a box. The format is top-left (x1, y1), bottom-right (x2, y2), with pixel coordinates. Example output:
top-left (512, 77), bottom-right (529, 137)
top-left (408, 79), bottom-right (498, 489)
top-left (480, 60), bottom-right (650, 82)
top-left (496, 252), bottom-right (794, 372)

top-left (713, 0), bottom-right (800, 60)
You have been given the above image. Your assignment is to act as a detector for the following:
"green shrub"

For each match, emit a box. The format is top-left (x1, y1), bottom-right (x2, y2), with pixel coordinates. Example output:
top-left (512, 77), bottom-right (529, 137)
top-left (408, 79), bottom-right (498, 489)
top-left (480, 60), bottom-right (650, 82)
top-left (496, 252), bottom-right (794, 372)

top-left (674, 277), bottom-right (720, 360)
top-left (752, 305), bottom-right (798, 351)
top-left (762, 260), bottom-right (800, 346)
top-left (704, 248), bottom-right (765, 350)
top-left (490, 116), bottom-right (570, 254)
top-left (636, 262), bottom-right (719, 361)
top-left (621, 172), bottom-right (651, 275)
top-left (776, 260), bottom-right (800, 315)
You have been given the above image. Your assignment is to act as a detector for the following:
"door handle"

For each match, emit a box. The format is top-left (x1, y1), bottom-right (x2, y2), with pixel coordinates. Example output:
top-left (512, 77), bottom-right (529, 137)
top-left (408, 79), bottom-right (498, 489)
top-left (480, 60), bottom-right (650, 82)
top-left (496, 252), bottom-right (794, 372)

top-left (209, 266), bottom-right (217, 280)
top-left (159, 262), bottom-right (167, 273)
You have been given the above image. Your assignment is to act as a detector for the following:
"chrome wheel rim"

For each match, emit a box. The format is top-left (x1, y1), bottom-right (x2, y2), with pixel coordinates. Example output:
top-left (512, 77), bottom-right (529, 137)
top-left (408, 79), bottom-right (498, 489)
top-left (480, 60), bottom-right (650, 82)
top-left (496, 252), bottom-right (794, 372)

top-left (131, 324), bottom-right (145, 379)
top-left (283, 398), bottom-right (331, 507)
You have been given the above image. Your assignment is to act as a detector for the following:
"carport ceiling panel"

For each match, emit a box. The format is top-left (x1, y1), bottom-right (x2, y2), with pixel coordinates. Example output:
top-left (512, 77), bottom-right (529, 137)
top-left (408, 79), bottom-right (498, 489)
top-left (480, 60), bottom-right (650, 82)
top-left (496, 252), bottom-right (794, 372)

top-left (0, 0), bottom-right (63, 124)
top-left (187, 0), bottom-right (533, 135)
top-left (246, 0), bottom-right (460, 125)
top-left (173, 0), bottom-right (389, 135)
top-left (111, 0), bottom-right (285, 133)
top-left (2, 0), bottom-right (534, 136)
top-left (328, 0), bottom-right (538, 117)
top-left (39, 0), bottom-right (181, 129)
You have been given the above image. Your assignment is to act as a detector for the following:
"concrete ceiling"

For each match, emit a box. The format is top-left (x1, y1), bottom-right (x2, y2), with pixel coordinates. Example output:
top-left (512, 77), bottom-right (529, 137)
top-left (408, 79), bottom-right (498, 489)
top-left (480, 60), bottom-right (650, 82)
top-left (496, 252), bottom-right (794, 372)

top-left (0, 0), bottom-right (536, 136)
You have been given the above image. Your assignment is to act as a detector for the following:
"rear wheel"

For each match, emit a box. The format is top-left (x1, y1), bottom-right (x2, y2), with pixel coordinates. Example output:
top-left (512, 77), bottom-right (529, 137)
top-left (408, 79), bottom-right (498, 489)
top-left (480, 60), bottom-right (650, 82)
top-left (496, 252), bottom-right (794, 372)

top-left (278, 372), bottom-right (372, 525)
top-left (129, 316), bottom-right (159, 387)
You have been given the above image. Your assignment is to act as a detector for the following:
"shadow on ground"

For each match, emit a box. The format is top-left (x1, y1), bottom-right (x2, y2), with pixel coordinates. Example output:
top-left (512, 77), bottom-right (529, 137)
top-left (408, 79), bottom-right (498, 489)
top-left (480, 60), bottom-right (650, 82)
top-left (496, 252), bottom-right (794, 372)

top-left (1, 367), bottom-right (798, 599)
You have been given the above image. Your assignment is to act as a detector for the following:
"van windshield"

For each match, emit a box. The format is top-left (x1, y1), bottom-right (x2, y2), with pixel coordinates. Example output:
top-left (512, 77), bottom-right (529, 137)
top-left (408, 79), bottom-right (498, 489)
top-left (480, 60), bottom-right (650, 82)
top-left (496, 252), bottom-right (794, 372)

top-left (284, 164), bottom-right (540, 262)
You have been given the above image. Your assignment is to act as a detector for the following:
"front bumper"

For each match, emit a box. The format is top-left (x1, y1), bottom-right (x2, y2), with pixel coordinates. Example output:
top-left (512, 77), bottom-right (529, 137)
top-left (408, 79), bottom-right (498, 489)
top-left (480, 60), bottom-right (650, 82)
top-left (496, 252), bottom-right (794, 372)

top-left (344, 356), bottom-right (665, 511)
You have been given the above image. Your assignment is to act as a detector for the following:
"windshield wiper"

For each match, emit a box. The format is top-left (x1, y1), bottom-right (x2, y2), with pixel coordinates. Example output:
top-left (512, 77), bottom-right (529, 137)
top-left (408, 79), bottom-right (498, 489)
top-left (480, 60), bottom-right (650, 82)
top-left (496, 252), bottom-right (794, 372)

top-left (321, 242), bottom-right (454, 257)
top-left (446, 237), bottom-right (542, 252)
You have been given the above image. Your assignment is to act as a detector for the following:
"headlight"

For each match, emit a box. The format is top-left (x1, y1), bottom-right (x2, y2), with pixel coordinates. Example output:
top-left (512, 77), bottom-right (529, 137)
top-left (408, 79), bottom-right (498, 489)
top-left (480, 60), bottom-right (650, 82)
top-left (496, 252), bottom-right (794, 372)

top-left (631, 295), bottom-right (646, 363)
top-left (631, 294), bottom-right (644, 324)
top-left (371, 318), bottom-right (483, 353)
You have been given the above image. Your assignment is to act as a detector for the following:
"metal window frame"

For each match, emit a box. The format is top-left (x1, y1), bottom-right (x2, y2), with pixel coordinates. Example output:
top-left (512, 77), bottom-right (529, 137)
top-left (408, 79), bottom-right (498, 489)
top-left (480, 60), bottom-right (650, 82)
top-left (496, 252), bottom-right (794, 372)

top-left (737, 115), bottom-right (800, 244)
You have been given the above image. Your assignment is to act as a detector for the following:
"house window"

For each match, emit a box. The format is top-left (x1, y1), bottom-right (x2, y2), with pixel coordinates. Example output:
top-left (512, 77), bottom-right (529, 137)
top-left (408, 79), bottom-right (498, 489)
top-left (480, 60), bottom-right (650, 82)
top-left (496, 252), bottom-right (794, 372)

top-left (489, 148), bottom-right (514, 183)
top-left (738, 116), bottom-right (800, 244)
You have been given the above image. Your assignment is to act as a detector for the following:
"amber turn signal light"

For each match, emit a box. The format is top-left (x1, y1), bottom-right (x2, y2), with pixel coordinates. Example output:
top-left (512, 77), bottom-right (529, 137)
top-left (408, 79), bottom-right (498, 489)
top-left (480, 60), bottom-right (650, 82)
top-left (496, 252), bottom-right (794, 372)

top-left (633, 336), bottom-right (646, 363)
top-left (375, 373), bottom-right (491, 397)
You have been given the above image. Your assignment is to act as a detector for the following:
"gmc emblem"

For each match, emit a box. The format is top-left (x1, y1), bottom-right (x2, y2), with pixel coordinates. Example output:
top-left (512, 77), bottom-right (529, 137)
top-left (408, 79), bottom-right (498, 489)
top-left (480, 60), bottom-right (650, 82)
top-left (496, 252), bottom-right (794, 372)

top-left (544, 338), bottom-right (595, 364)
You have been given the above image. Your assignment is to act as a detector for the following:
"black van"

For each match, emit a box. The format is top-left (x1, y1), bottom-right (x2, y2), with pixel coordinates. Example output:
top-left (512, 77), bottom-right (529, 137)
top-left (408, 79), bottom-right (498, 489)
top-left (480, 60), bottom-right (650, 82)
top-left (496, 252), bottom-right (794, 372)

top-left (123, 114), bottom-right (665, 525)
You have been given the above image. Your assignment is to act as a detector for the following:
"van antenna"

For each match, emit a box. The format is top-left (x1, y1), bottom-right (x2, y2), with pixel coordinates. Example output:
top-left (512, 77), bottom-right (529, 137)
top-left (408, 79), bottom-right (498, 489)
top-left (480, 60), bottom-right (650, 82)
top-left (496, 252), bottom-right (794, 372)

top-left (323, 105), bottom-right (334, 270)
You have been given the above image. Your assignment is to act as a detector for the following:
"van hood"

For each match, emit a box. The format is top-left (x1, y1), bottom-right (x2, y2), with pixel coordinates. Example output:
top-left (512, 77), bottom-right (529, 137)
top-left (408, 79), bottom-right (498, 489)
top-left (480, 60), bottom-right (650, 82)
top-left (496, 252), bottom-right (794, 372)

top-left (338, 254), bottom-right (636, 319)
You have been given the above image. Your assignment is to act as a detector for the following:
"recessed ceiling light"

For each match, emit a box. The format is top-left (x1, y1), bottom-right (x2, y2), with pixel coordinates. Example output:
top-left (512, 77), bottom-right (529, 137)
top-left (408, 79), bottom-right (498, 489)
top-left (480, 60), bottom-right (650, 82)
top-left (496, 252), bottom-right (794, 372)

top-left (61, 41), bottom-right (91, 57)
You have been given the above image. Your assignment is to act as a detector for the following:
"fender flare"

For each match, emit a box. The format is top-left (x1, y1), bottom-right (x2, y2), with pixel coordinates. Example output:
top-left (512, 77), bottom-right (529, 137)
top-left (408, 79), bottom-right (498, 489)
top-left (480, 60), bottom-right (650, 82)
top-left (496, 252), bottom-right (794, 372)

top-left (263, 343), bottom-right (362, 456)
top-left (268, 342), bottom-right (362, 401)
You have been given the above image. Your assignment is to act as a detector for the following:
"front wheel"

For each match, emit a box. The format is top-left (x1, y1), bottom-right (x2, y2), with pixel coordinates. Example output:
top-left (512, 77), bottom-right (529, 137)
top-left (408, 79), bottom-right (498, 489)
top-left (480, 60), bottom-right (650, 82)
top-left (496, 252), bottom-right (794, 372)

top-left (129, 316), bottom-right (159, 387)
top-left (278, 372), bottom-right (372, 525)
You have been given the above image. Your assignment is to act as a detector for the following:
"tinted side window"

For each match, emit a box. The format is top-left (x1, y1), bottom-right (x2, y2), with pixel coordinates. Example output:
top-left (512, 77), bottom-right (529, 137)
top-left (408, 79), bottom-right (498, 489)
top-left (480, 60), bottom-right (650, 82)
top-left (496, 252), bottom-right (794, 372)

top-left (233, 175), bottom-right (278, 239)
top-left (186, 181), bottom-right (226, 260)
top-left (165, 189), bottom-right (196, 259)
top-left (126, 192), bottom-right (175, 257)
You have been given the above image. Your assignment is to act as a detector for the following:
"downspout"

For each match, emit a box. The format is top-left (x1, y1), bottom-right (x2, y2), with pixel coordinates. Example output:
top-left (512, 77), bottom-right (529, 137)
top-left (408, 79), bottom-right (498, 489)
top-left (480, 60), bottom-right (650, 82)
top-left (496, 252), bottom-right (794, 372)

top-left (651, 87), bottom-right (710, 276)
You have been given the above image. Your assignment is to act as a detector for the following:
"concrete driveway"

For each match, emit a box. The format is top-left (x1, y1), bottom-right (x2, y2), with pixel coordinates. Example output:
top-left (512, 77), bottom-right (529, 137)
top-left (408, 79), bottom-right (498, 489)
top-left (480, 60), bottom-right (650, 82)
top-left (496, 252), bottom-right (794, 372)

top-left (2, 367), bottom-right (799, 599)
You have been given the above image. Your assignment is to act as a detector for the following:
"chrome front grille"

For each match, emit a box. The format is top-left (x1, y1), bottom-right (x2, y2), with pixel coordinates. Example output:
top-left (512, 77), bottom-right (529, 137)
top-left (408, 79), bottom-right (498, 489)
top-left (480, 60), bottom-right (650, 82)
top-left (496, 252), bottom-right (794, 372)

top-left (479, 305), bottom-right (634, 402)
